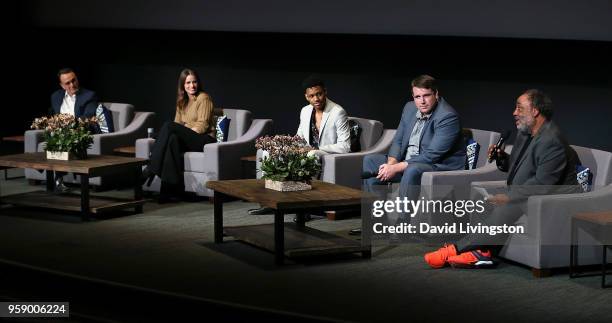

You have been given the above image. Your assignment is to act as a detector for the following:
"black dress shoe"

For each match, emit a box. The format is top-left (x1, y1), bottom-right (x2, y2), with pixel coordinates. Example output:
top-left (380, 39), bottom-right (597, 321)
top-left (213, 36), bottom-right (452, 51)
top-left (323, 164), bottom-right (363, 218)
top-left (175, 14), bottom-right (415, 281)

top-left (293, 214), bottom-right (312, 223)
top-left (54, 178), bottom-right (71, 193)
top-left (140, 167), bottom-right (155, 186)
top-left (248, 207), bottom-right (274, 215)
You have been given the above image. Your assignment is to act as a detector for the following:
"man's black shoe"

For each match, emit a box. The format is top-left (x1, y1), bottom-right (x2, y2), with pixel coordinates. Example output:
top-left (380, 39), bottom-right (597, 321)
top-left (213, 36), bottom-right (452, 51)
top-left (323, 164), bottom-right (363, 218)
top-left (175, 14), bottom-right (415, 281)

top-left (54, 177), bottom-right (71, 193)
top-left (248, 207), bottom-right (274, 215)
top-left (349, 228), bottom-right (362, 235)
top-left (293, 214), bottom-right (312, 223)
top-left (141, 167), bottom-right (155, 186)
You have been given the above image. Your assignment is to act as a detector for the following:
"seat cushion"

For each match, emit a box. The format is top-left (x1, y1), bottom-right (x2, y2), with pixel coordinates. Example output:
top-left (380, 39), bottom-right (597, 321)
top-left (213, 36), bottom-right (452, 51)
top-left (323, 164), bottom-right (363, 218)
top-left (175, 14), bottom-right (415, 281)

top-left (184, 152), bottom-right (208, 173)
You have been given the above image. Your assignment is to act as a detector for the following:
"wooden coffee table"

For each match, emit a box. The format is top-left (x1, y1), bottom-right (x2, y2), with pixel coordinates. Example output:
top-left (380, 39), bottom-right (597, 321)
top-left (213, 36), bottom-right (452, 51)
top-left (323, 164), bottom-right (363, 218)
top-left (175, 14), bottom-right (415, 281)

top-left (0, 153), bottom-right (147, 221)
top-left (570, 211), bottom-right (612, 288)
top-left (207, 179), bottom-right (372, 265)
top-left (1, 135), bottom-right (26, 179)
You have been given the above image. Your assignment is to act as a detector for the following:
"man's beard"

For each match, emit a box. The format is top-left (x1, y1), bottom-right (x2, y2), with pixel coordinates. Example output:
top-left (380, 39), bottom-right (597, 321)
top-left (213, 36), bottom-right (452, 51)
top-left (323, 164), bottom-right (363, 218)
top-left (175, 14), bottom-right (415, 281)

top-left (516, 117), bottom-right (534, 135)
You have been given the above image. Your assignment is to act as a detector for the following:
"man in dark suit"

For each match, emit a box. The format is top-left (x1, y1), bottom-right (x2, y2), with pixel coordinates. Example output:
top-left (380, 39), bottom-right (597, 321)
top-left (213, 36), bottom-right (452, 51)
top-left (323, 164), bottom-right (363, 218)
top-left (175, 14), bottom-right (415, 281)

top-left (424, 89), bottom-right (579, 269)
top-left (50, 68), bottom-right (98, 118)
top-left (363, 75), bottom-right (466, 201)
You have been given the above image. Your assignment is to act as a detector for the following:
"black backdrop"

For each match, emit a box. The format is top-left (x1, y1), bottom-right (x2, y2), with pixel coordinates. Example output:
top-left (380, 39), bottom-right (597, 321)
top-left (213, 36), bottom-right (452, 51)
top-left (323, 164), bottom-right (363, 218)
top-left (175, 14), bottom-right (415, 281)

top-left (6, 2), bottom-right (612, 151)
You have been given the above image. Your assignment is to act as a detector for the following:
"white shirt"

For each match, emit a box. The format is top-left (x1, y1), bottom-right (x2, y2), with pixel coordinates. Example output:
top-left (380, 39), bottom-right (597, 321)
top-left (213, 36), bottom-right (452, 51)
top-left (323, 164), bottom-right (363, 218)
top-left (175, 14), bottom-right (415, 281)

top-left (60, 91), bottom-right (76, 116)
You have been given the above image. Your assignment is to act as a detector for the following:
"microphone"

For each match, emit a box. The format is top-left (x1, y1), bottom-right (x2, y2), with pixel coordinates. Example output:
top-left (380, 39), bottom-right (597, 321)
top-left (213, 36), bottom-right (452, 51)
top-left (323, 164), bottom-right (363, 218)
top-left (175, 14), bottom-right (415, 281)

top-left (361, 171), bottom-right (378, 179)
top-left (488, 130), bottom-right (511, 163)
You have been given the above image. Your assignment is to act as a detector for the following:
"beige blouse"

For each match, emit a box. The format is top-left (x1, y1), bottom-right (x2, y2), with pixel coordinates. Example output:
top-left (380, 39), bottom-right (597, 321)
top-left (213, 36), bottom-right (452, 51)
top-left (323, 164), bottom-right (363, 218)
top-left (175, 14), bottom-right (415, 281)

top-left (174, 92), bottom-right (215, 136)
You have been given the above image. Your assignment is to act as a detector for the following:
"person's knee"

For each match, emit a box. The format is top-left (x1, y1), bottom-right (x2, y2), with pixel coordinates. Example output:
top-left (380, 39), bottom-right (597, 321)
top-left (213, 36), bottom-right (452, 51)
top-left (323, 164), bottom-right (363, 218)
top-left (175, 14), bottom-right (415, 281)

top-left (401, 164), bottom-right (427, 185)
top-left (166, 121), bottom-right (184, 133)
top-left (403, 166), bottom-right (421, 179)
top-left (363, 155), bottom-right (374, 170)
top-left (166, 133), bottom-right (179, 147)
top-left (363, 154), bottom-right (382, 171)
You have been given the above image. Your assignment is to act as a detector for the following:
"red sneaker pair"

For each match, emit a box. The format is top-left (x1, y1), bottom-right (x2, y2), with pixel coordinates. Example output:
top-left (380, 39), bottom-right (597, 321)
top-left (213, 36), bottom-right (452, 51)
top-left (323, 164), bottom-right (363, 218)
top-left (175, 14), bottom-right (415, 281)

top-left (424, 244), bottom-right (495, 269)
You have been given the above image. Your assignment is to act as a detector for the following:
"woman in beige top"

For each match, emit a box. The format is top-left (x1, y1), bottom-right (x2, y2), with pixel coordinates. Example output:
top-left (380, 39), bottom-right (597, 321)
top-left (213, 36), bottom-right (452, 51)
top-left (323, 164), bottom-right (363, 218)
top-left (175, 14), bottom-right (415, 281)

top-left (143, 68), bottom-right (216, 202)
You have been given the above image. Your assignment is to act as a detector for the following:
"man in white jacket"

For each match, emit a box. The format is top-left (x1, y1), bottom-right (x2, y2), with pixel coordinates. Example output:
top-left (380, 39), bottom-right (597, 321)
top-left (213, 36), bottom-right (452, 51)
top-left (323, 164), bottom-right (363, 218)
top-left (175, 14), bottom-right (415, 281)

top-left (249, 76), bottom-right (351, 216)
top-left (296, 76), bottom-right (351, 157)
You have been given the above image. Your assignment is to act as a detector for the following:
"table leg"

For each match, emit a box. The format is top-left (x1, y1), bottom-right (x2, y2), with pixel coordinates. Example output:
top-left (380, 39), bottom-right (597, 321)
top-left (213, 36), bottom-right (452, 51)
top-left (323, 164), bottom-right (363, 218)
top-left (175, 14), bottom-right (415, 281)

top-left (274, 210), bottom-right (285, 265)
top-left (80, 174), bottom-right (90, 221)
top-left (134, 167), bottom-right (143, 214)
top-left (570, 217), bottom-right (577, 278)
top-left (295, 212), bottom-right (306, 230)
top-left (3, 168), bottom-right (24, 180)
top-left (603, 245), bottom-right (608, 288)
top-left (214, 191), bottom-right (224, 243)
top-left (46, 170), bottom-right (55, 192)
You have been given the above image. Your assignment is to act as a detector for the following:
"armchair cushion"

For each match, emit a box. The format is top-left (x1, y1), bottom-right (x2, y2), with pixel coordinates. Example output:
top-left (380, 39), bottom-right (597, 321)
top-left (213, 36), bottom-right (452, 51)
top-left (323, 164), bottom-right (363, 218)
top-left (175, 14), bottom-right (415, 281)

top-left (576, 165), bottom-right (593, 192)
top-left (348, 119), bottom-right (362, 152)
top-left (95, 103), bottom-right (115, 133)
top-left (465, 138), bottom-right (480, 170)
top-left (103, 102), bottom-right (135, 131)
top-left (216, 115), bottom-right (231, 142)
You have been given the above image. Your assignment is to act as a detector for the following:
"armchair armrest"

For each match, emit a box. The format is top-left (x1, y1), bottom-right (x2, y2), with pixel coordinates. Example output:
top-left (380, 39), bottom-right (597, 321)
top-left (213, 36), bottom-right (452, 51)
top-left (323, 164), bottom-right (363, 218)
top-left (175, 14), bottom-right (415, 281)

top-left (526, 185), bottom-right (612, 245)
top-left (319, 129), bottom-right (396, 189)
top-left (470, 180), bottom-right (507, 192)
top-left (196, 119), bottom-right (273, 180)
top-left (24, 130), bottom-right (44, 153)
top-left (420, 163), bottom-right (507, 199)
top-left (135, 138), bottom-right (156, 159)
top-left (89, 112), bottom-right (156, 155)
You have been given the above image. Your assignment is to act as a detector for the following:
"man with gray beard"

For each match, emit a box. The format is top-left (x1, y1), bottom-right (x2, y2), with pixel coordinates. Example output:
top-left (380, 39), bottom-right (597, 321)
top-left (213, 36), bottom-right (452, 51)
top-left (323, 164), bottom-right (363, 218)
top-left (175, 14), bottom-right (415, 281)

top-left (424, 89), bottom-right (580, 269)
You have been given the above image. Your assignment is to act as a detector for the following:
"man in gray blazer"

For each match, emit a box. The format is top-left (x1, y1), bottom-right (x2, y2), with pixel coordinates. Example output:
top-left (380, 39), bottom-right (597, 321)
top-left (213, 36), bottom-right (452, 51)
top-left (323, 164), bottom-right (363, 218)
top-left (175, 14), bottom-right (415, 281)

top-left (249, 76), bottom-right (351, 216)
top-left (424, 89), bottom-right (579, 269)
top-left (363, 75), bottom-right (465, 201)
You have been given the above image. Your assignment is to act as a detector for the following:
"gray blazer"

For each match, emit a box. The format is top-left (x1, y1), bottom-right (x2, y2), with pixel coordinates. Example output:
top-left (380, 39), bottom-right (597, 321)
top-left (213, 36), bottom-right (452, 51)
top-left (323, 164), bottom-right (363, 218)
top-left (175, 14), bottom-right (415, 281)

top-left (388, 97), bottom-right (465, 171)
top-left (506, 121), bottom-right (579, 201)
top-left (296, 98), bottom-right (351, 154)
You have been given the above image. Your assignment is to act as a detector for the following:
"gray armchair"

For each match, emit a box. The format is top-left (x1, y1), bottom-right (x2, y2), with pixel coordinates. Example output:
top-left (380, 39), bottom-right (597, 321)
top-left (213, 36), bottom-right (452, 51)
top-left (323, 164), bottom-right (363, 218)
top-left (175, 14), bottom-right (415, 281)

top-left (136, 109), bottom-right (273, 197)
top-left (470, 144), bottom-right (612, 273)
top-left (319, 117), bottom-right (395, 189)
top-left (418, 129), bottom-right (503, 198)
top-left (25, 102), bottom-right (155, 186)
top-left (404, 128), bottom-right (505, 228)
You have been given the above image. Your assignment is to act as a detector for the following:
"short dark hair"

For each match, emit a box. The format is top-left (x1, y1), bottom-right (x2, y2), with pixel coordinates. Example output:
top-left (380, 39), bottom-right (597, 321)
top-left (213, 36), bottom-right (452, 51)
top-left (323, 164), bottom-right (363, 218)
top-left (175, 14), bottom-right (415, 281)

top-left (57, 67), bottom-right (75, 78)
top-left (302, 75), bottom-right (325, 92)
top-left (523, 89), bottom-right (553, 119)
top-left (411, 74), bottom-right (438, 94)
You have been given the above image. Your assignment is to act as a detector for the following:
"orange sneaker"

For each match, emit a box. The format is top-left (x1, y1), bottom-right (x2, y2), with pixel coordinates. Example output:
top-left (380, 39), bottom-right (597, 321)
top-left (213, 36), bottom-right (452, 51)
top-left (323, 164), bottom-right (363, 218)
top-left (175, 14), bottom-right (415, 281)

top-left (448, 250), bottom-right (496, 269)
top-left (424, 244), bottom-right (458, 268)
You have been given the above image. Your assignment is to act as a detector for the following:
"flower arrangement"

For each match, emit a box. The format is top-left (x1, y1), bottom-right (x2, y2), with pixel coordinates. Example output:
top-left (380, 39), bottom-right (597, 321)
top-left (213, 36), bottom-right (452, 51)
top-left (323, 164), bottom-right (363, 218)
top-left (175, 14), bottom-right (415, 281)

top-left (255, 135), bottom-right (320, 186)
top-left (31, 114), bottom-right (98, 159)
